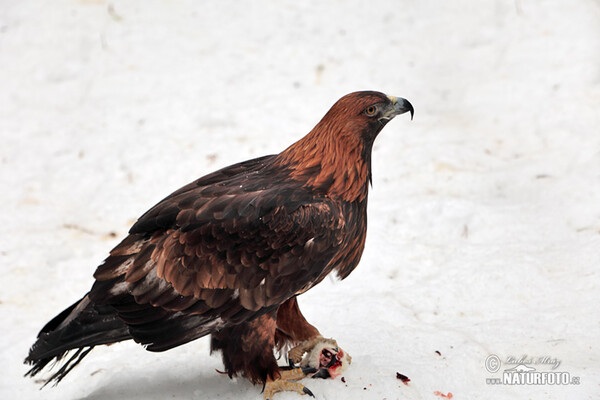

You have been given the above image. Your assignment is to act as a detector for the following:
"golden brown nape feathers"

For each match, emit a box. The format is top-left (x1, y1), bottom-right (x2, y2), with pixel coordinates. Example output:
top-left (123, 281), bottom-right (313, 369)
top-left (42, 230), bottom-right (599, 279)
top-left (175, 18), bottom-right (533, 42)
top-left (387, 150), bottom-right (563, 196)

top-left (25, 91), bottom-right (413, 393)
top-left (276, 91), bottom-right (414, 202)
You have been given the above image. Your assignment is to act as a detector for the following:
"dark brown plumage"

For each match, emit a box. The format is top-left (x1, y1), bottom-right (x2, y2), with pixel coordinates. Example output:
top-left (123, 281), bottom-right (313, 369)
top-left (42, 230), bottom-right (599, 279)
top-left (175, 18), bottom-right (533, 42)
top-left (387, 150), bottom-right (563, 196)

top-left (25, 91), bottom-right (413, 391)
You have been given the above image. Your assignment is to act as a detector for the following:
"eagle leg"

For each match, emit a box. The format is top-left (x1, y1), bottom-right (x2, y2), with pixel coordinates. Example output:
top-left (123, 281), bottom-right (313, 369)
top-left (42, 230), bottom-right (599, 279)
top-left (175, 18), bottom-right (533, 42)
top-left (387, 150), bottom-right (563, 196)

top-left (210, 311), bottom-right (280, 385)
top-left (264, 369), bottom-right (316, 400)
top-left (275, 297), bottom-right (322, 365)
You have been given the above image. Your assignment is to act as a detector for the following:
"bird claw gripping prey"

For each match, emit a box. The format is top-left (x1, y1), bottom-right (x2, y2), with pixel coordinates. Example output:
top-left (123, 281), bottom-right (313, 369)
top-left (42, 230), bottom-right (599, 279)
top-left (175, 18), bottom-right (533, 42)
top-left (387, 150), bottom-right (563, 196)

top-left (288, 337), bottom-right (336, 366)
top-left (288, 336), bottom-right (351, 379)
top-left (264, 337), bottom-right (350, 399)
top-left (264, 368), bottom-right (316, 400)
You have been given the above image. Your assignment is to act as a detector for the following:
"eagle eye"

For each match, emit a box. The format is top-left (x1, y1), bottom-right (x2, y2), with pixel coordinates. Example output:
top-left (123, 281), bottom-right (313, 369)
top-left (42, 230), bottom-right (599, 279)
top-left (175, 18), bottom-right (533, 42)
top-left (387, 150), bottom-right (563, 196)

top-left (365, 105), bottom-right (377, 117)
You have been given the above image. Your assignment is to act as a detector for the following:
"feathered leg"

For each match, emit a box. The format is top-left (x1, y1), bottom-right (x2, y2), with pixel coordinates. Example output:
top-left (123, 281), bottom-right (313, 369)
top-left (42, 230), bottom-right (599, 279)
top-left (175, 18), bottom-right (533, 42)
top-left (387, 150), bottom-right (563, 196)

top-left (274, 297), bottom-right (320, 352)
top-left (210, 310), bottom-right (280, 384)
top-left (210, 305), bottom-right (317, 399)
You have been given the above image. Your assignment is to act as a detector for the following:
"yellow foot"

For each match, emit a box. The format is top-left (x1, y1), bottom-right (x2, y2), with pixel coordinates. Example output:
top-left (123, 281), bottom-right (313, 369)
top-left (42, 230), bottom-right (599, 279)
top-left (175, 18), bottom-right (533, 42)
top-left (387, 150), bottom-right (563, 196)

top-left (264, 371), bottom-right (315, 400)
top-left (279, 367), bottom-right (316, 381)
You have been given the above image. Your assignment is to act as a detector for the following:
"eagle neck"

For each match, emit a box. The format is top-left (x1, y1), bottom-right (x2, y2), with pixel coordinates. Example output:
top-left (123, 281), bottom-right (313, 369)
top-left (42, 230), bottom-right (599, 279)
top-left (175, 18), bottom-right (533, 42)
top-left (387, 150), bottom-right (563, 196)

top-left (274, 122), bottom-right (371, 203)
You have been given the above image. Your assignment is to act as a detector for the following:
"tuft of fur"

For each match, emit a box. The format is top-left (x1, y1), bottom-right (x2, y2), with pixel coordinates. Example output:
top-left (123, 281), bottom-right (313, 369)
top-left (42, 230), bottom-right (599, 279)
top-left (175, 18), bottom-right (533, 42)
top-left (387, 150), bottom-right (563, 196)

top-left (300, 339), bottom-right (351, 379)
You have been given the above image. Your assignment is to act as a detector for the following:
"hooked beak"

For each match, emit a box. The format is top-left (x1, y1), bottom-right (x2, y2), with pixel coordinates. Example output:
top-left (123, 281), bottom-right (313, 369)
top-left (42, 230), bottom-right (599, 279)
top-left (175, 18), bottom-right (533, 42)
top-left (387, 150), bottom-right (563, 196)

top-left (381, 95), bottom-right (414, 121)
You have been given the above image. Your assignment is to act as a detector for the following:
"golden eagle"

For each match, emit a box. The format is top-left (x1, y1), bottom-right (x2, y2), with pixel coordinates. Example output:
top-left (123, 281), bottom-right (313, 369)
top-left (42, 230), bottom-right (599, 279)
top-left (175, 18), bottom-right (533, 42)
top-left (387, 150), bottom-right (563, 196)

top-left (25, 91), bottom-right (413, 398)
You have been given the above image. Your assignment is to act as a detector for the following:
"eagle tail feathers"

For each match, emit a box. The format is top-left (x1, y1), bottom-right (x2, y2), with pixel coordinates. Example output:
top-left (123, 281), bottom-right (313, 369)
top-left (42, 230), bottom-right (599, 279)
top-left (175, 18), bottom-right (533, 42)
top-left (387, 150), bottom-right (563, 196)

top-left (24, 294), bottom-right (131, 386)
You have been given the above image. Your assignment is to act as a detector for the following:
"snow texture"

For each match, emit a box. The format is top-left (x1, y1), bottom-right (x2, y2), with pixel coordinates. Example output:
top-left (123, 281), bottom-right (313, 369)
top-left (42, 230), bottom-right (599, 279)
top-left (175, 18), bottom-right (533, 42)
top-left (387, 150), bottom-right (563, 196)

top-left (1, 1), bottom-right (599, 399)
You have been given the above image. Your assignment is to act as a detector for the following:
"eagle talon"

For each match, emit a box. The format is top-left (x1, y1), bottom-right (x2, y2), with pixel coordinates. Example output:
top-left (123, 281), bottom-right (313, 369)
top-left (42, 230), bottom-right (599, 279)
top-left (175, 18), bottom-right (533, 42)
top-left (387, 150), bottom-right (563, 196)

top-left (302, 386), bottom-right (315, 397)
top-left (264, 371), bottom-right (314, 400)
top-left (311, 368), bottom-right (331, 379)
top-left (302, 366), bottom-right (317, 375)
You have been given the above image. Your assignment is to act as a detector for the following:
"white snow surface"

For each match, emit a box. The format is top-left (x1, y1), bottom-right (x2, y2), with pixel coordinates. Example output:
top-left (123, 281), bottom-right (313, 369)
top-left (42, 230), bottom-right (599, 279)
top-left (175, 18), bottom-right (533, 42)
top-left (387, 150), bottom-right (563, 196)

top-left (1, 1), bottom-right (599, 399)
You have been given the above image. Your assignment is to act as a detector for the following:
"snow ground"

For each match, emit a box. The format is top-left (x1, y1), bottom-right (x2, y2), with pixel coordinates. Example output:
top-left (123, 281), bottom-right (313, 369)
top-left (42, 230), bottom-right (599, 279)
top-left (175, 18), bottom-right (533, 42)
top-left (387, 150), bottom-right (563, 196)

top-left (1, 0), bottom-right (599, 399)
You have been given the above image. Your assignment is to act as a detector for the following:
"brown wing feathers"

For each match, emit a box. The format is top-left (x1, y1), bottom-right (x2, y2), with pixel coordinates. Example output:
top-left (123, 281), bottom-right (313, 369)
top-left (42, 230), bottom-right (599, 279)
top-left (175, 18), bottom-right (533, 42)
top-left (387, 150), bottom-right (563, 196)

top-left (87, 170), bottom-right (345, 350)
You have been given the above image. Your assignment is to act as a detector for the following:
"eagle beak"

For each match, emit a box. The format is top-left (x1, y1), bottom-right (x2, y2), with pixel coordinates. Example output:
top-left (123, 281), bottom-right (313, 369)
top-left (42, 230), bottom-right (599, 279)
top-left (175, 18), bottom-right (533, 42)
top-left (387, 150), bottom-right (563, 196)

top-left (382, 95), bottom-right (414, 121)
